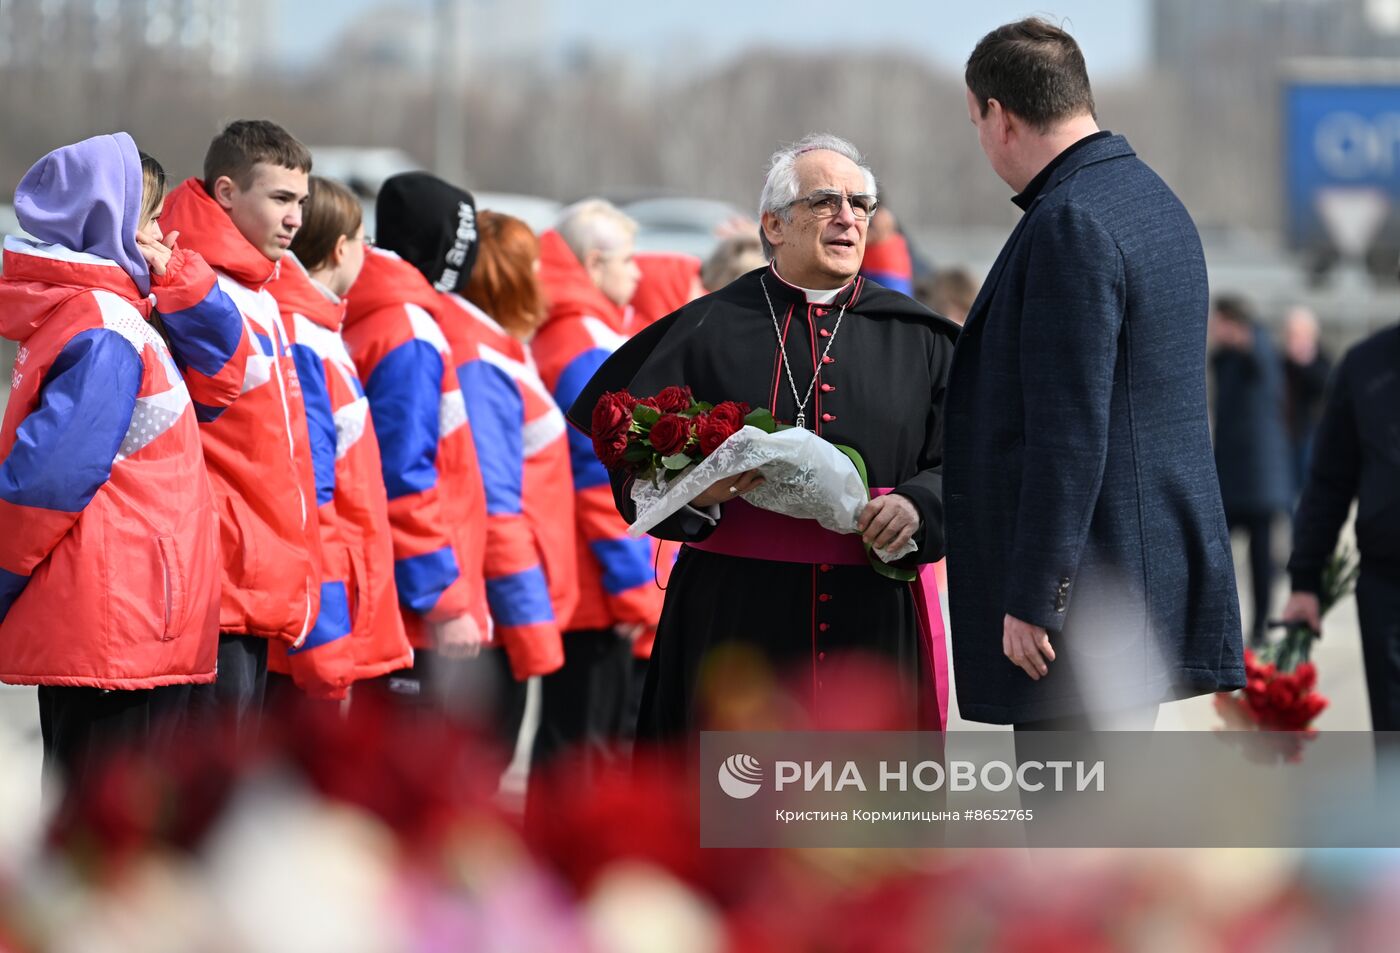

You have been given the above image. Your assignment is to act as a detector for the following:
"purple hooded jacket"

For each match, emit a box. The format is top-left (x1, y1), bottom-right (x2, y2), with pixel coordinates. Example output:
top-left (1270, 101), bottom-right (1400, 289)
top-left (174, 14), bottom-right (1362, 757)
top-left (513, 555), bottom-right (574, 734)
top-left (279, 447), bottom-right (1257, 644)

top-left (13, 131), bottom-right (151, 296)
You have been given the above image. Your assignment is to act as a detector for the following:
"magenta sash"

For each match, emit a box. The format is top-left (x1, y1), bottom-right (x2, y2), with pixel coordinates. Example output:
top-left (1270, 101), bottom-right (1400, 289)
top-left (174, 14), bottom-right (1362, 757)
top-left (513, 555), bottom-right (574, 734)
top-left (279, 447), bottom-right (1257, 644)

top-left (687, 490), bottom-right (950, 731)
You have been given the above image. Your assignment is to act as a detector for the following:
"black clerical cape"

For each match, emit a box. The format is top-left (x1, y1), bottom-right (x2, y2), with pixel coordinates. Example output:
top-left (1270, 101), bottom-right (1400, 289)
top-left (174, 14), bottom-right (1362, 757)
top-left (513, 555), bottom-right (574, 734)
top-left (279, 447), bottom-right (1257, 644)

top-left (567, 266), bottom-right (959, 740)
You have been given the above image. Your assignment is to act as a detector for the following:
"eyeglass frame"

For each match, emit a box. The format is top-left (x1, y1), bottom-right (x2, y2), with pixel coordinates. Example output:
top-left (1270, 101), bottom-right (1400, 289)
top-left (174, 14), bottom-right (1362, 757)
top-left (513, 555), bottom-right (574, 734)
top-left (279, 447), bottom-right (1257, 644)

top-left (780, 188), bottom-right (880, 221)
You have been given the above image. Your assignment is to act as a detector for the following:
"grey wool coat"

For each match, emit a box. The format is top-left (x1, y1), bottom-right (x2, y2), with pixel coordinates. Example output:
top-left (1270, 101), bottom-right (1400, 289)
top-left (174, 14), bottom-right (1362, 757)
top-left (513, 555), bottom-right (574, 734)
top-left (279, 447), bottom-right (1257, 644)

top-left (944, 133), bottom-right (1245, 725)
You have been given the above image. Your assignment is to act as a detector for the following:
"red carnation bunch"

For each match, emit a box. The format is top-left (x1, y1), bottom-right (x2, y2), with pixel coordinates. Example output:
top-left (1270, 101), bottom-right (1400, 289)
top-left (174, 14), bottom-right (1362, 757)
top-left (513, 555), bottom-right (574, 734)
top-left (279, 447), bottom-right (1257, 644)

top-left (1215, 650), bottom-right (1328, 732)
top-left (1215, 548), bottom-right (1356, 742)
top-left (590, 386), bottom-right (772, 480)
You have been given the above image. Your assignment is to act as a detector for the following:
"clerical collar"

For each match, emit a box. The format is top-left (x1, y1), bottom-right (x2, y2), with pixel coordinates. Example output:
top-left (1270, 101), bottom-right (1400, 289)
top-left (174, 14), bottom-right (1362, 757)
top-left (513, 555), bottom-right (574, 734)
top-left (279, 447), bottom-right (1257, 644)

top-left (1012, 129), bottom-right (1113, 211)
top-left (769, 264), bottom-right (850, 304)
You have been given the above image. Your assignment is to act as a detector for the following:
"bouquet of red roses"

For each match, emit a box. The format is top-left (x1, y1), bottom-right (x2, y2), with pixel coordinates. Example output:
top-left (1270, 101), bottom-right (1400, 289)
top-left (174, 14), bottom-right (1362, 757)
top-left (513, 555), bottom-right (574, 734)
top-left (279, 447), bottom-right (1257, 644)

top-left (590, 385), bottom-right (776, 482)
top-left (590, 385), bottom-right (916, 574)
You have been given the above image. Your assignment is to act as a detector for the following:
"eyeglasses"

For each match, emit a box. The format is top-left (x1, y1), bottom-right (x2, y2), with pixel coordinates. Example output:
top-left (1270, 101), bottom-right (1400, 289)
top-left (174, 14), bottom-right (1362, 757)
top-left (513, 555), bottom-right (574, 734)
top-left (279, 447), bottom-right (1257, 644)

top-left (785, 189), bottom-right (879, 221)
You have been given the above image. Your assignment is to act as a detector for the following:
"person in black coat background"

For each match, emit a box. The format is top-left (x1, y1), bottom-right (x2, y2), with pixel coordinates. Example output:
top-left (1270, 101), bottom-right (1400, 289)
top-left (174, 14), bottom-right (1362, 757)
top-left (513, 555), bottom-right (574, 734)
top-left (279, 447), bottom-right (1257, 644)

top-left (1209, 295), bottom-right (1295, 646)
top-left (1282, 323), bottom-right (1400, 730)
top-left (945, 18), bottom-right (1245, 730)
top-left (1282, 305), bottom-right (1333, 497)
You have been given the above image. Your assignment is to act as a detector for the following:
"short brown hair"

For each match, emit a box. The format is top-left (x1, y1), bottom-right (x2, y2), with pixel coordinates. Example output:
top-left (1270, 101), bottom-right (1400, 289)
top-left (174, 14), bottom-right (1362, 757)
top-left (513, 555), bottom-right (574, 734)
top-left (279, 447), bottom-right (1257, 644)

top-left (464, 211), bottom-right (544, 339)
top-left (290, 176), bottom-right (363, 272)
top-left (929, 267), bottom-right (978, 315)
top-left (203, 119), bottom-right (312, 192)
top-left (965, 18), bottom-right (1095, 132)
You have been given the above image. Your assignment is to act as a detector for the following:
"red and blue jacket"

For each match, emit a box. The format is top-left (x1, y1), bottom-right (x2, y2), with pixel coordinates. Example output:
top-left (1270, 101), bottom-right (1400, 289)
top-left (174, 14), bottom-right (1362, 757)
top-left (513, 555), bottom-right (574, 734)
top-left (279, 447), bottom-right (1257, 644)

top-left (160, 178), bottom-right (325, 646)
top-left (531, 230), bottom-right (665, 636)
top-left (265, 254), bottom-right (413, 697)
top-left (440, 292), bottom-right (572, 679)
top-left (342, 248), bottom-right (489, 648)
top-left (859, 232), bottom-right (915, 297)
top-left (631, 252), bottom-right (700, 329)
top-left (0, 236), bottom-right (248, 687)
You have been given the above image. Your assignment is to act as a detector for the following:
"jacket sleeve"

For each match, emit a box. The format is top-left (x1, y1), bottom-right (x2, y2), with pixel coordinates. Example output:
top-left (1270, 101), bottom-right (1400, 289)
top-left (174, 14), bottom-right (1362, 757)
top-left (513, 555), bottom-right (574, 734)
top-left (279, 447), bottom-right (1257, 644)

top-left (1004, 203), bottom-right (1124, 631)
top-left (351, 322), bottom-right (472, 625)
top-left (285, 340), bottom-right (356, 699)
top-left (0, 327), bottom-right (142, 620)
top-left (459, 357), bottom-right (564, 678)
top-left (890, 334), bottom-right (954, 563)
top-left (554, 345), bottom-right (665, 627)
top-left (1288, 355), bottom-right (1359, 595)
top-left (150, 248), bottom-right (253, 421)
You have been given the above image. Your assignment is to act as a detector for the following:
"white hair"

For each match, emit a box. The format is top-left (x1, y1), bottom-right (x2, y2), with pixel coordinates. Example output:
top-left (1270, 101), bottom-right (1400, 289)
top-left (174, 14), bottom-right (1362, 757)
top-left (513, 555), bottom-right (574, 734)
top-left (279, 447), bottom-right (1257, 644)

top-left (757, 133), bottom-right (878, 258)
top-left (554, 197), bottom-right (638, 262)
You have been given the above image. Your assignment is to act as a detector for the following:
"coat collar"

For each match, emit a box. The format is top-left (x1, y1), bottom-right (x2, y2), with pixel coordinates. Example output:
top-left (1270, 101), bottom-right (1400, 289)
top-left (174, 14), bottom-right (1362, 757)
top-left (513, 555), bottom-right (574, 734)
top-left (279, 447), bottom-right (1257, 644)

top-left (960, 134), bottom-right (1136, 334)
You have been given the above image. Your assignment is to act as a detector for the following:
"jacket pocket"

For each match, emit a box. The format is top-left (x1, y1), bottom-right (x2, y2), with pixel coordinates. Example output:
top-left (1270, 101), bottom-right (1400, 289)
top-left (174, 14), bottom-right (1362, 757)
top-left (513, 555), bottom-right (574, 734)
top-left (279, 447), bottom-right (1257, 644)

top-left (345, 544), bottom-right (366, 638)
top-left (156, 535), bottom-right (186, 641)
top-left (219, 494), bottom-right (262, 586)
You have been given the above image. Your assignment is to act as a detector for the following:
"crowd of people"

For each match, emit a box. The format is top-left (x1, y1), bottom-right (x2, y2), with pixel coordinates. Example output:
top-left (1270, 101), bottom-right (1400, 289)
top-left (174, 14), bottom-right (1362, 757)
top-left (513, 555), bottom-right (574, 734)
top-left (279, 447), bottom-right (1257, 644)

top-left (0, 117), bottom-right (786, 800)
top-left (4, 14), bottom-right (1397, 821)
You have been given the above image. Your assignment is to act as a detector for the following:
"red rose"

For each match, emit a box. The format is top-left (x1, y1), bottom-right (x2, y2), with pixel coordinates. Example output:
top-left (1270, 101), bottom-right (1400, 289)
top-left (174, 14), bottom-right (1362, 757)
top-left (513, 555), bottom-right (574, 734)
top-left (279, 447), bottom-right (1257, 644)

top-left (593, 430), bottom-right (631, 470)
top-left (592, 391), bottom-right (636, 442)
top-left (710, 400), bottom-right (749, 430)
top-left (648, 413), bottom-right (693, 457)
top-left (695, 409), bottom-right (744, 455)
top-left (653, 385), bottom-right (694, 414)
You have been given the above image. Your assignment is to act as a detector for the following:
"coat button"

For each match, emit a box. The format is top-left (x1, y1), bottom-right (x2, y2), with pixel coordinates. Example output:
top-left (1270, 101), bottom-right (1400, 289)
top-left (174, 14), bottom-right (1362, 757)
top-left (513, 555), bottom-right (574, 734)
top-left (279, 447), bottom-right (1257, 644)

top-left (819, 328), bottom-right (831, 337)
top-left (822, 356), bottom-right (835, 365)
top-left (818, 651), bottom-right (826, 661)
top-left (820, 563), bottom-right (832, 572)
top-left (819, 593), bottom-right (832, 603)
top-left (822, 413), bottom-right (836, 422)
top-left (815, 308), bottom-right (828, 316)
top-left (819, 623), bottom-right (830, 632)
top-left (820, 383), bottom-right (835, 392)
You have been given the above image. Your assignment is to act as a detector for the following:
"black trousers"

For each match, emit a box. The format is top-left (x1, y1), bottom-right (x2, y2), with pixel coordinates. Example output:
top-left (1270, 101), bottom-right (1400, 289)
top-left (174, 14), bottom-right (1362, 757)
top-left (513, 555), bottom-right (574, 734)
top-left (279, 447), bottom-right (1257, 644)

top-left (1357, 571), bottom-right (1400, 731)
top-left (187, 633), bottom-right (268, 740)
top-left (38, 683), bottom-right (191, 801)
top-left (358, 647), bottom-right (526, 778)
top-left (531, 628), bottom-right (634, 770)
top-left (1226, 508), bottom-right (1281, 646)
top-left (525, 628), bottom-right (633, 826)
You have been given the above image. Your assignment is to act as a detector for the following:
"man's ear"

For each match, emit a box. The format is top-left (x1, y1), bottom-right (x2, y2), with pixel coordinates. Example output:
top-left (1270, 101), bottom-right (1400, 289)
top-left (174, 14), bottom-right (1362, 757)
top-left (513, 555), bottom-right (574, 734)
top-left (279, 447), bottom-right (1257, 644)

top-left (987, 98), bottom-right (1015, 144)
top-left (760, 211), bottom-right (784, 250)
top-left (582, 247), bottom-right (604, 275)
top-left (211, 175), bottom-right (239, 211)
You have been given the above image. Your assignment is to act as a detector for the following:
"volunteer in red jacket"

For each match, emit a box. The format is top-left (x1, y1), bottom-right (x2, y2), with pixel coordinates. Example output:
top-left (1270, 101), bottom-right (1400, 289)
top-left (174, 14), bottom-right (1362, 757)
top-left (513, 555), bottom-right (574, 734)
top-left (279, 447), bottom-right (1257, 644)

top-left (267, 176), bottom-right (413, 700)
top-left (531, 199), bottom-right (663, 764)
top-left (342, 179), bottom-right (491, 721)
top-left (0, 134), bottom-right (248, 789)
top-left (447, 210), bottom-right (579, 766)
top-left (159, 120), bottom-right (327, 730)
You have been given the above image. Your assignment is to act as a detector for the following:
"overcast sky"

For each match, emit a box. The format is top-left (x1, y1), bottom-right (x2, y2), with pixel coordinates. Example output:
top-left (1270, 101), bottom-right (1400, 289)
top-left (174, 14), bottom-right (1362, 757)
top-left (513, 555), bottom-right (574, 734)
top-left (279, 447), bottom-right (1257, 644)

top-left (275, 0), bottom-right (1149, 79)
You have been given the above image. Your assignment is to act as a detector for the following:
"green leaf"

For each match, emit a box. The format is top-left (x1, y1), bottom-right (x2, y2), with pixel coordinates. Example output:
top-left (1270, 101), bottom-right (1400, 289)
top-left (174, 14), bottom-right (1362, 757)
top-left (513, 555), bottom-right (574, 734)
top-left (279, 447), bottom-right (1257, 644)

top-left (622, 446), bottom-right (652, 464)
top-left (661, 453), bottom-right (693, 470)
top-left (633, 404), bottom-right (661, 426)
top-left (744, 408), bottom-right (778, 433)
top-left (832, 443), bottom-right (869, 488)
top-left (688, 401), bottom-right (714, 414)
top-left (832, 442), bottom-right (917, 582)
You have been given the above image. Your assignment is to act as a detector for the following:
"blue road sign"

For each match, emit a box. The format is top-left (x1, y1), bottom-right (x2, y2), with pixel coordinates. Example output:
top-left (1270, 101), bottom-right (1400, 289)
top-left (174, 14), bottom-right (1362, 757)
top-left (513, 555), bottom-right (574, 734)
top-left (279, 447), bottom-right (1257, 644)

top-left (1285, 82), bottom-right (1400, 249)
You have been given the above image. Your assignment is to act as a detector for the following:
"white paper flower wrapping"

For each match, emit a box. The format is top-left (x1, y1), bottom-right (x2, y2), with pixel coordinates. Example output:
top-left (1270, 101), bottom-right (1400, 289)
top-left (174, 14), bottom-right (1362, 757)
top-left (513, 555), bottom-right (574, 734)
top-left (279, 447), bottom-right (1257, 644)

top-left (626, 425), bottom-right (916, 562)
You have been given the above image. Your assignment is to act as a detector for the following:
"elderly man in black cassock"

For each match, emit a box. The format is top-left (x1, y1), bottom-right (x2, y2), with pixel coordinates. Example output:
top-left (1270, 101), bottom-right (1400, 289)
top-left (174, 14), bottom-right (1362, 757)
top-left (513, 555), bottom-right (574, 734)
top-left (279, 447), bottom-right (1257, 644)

top-left (568, 133), bottom-right (960, 741)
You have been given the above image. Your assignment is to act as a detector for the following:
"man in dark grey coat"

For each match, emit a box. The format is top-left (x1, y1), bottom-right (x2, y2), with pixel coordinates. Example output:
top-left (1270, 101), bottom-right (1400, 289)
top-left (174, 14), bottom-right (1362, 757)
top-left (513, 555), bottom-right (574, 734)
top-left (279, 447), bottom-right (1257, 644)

top-left (945, 18), bottom-right (1245, 730)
